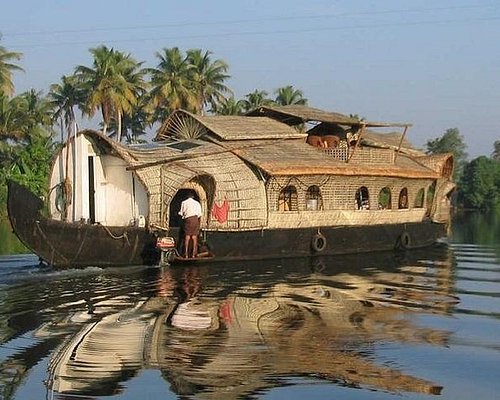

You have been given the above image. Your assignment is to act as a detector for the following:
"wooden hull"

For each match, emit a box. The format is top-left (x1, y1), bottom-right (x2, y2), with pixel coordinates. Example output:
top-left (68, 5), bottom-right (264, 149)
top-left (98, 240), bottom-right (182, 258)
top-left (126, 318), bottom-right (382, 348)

top-left (8, 181), bottom-right (448, 268)
top-left (7, 181), bottom-right (159, 267)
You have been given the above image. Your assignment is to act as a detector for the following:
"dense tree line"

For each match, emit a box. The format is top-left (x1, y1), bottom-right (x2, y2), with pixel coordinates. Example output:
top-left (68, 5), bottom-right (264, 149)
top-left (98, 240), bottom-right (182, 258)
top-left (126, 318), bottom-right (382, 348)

top-left (425, 129), bottom-right (500, 210)
top-left (0, 43), bottom-right (307, 214)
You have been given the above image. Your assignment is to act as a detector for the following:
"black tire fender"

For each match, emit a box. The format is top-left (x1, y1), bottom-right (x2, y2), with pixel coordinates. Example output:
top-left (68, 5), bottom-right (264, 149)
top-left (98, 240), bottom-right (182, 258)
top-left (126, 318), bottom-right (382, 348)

top-left (311, 233), bottom-right (327, 252)
top-left (397, 231), bottom-right (411, 249)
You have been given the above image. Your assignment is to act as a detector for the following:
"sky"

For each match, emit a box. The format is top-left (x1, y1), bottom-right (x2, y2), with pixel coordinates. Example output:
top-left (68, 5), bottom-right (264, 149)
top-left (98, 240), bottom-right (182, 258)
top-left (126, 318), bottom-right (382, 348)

top-left (1, 0), bottom-right (499, 158)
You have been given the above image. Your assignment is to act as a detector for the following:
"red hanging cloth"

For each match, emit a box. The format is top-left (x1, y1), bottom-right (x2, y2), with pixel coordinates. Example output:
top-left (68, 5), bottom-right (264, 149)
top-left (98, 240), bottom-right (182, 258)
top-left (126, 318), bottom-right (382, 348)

top-left (211, 198), bottom-right (230, 223)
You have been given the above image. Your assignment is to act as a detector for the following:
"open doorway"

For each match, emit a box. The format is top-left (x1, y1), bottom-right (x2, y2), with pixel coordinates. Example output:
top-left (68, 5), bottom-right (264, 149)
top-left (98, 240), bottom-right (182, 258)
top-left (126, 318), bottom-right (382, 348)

top-left (169, 189), bottom-right (200, 228)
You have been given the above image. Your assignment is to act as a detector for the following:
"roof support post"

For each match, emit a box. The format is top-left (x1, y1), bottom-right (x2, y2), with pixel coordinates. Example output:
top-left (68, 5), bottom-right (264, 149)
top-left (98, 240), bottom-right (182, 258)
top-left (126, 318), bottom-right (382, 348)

top-left (394, 125), bottom-right (409, 163)
top-left (347, 123), bottom-right (366, 163)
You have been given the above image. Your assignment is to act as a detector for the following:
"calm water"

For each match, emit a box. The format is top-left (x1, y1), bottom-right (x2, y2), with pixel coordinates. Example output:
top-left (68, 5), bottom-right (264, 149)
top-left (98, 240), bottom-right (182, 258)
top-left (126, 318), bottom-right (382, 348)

top-left (0, 212), bottom-right (498, 399)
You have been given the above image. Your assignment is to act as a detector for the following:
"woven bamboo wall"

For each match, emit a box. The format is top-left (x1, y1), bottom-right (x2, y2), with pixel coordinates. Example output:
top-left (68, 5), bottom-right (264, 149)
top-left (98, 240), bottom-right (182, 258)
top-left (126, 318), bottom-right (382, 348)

top-left (316, 147), bottom-right (395, 165)
top-left (151, 152), bottom-right (268, 230)
top-left (430, 178), bottom-right (455, 223)
top-left (135, 165), bottom-right (162, 225)
top-left (349, 147), bottom-right (395, 165)
top-left (266, 175), bottom-right (434, 229)
top-left (268, 209), bottom-right (427, 229)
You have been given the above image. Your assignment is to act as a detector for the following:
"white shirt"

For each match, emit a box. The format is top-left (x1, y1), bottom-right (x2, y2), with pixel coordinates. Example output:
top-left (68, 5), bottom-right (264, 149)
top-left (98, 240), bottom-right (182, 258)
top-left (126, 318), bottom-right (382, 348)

top-left (179, 197), bottom-right (202, 219)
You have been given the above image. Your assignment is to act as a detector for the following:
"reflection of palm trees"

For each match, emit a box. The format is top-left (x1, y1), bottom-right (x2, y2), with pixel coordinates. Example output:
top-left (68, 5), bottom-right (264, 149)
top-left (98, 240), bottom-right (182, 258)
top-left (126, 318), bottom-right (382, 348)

top-left (0, 248), bottom-right (457, 398)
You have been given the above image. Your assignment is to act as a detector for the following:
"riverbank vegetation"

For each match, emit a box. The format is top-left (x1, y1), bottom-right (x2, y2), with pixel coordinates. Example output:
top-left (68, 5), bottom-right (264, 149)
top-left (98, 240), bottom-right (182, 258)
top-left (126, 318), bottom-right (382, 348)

top-left (425, 129), bottom-right (500, 210)
top-left (0, 42), bottom-right (498, 216)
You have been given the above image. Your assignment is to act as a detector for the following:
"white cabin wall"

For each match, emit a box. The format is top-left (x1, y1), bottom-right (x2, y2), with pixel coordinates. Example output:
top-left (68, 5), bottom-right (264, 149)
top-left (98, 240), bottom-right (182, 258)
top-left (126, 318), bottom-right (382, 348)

top-left (74, 134), bottom-right (89, 222)
top-left (48, 133), bottom-right (148, 226)
top-left (48, 137), bottom-right (79, 221)
top-left (49, 151), bottom-right (64, 220)
top-left (99, 155), bottom-right (148, 226)
top-left (134, 176), bottom-right (149, 221)
top-left (92, 152), bottom-right (106, 224)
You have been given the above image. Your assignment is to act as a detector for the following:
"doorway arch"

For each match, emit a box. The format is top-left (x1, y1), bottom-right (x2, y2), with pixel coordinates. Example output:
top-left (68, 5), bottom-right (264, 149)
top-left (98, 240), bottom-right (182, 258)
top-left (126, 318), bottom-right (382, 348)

top-left (169, 189), bottom-right (200, 228)
top-left (167, 174), bottom-right (216, 228)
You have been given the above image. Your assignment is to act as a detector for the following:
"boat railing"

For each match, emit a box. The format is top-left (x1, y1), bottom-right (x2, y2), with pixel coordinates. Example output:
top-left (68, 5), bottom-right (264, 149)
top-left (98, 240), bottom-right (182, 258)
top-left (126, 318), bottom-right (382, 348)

top-left (321, 146), bottom-right (349, 161)
top-left (321, 146), bottom-right (395, 165)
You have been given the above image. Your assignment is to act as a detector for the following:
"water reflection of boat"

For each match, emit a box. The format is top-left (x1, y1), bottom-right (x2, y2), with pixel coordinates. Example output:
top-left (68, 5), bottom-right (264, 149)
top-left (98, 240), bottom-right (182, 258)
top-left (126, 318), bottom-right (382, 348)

top-left (14, 248), bottom-right (456, 398)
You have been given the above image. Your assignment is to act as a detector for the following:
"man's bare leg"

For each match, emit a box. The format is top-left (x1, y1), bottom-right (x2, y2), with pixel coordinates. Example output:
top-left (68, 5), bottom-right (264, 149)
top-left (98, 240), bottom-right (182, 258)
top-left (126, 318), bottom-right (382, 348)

top-left (184, 236), bottom-right (190, 258)
top-left (192, 235), bottom-right (198, 258)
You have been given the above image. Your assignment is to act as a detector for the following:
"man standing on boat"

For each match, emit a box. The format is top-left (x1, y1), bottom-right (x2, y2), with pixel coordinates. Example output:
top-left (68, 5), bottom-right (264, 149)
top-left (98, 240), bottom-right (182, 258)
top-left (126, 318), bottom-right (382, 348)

top-left (178, 191), bottom-right (202, 258)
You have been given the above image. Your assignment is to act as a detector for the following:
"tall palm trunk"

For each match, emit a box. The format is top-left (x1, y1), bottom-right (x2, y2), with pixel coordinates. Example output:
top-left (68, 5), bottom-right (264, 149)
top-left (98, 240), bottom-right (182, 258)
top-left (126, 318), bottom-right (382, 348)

top-left (63, 117), bottom-right (75, 222)
top-left (116, 109), bottom-right (122, 142)
top-left (101, 107), bottom-right (108, 136)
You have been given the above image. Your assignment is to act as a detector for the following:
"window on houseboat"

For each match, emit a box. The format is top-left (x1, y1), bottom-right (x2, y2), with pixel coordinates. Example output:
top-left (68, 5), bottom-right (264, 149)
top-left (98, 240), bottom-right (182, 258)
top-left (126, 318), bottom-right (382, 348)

top-left (378, 187), bottom-right (392, 209)
top-left (398, 188), bottom-right (409, 209)
top-left (278, 185), bottom-right (298, 211)
top-left (306, 185), bottom-right (323, 211)
top-left (355, 186), bottom-right (370, 210)
top-left (414, 188), bottom-right (425, 208)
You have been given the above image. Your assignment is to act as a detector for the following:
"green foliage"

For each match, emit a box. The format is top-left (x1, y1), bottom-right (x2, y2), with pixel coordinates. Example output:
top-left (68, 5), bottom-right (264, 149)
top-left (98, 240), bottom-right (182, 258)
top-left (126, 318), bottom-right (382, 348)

top-left (0, 44), bottom-right (23, 97)
top-left (274, 85), bottom-right (308, 106)
top-left (0, 133), bottom-right (55, 214)
top-left (148, 47), bottom-right (231, 118)
top-left (210, 96), bottom-right (244, 115)
top-left (49, 74), bottom-right (85, 141)
top-left (378, 187), bottom-right (392, 209)
top-left (186, 49), bottom-right (231, 114)
top-left (492, 140), bottom-right (500, 161)
top-left (426, 128), bottom-right (468, 181)
top-left (0, 217), bottom-right (27, 254)
top-left (0, 89), bottom-right (55, 216)
top-left (459, 156), bottom-right (500, 210)
top-left (240, 89), bottom-right (274, 113)
top-left (75, 45), bottom-right (147, 140)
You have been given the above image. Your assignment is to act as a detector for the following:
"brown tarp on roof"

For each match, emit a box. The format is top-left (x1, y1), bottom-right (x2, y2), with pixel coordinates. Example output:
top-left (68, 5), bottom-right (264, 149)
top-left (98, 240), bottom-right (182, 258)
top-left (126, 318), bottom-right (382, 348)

top-left (247, 105), bottom-right (412, 128)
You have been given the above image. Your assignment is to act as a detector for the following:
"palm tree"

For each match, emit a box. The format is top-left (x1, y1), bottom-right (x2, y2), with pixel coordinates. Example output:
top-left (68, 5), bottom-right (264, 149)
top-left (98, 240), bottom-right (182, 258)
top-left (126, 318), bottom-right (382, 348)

top-left (49, 75), bottom-right (87, 220)
top-left (211, 96), bottom-right (244, 115)
top-left (274, 85), bottom-right (307, 106)
top-left (49, 75), bottom-right (85, 143)
top-left (186, 49), bottom-right (231, 115)
top-left (75, 45), bottom-right (146, 141)
top-left (0, 45), bottom-right (23, 97)
top-left (241, 89), bottom-right (274, 113)
top-left (0, 89), bottom-right (51, 142)
top-left (0, 94), bottom-right (28, 141)
top-left (108, 96), bottom-right (151, 144)
top-left (21, 89), bottom-right (54, 133)
top-left (148, 47), bottom-right (198, 120)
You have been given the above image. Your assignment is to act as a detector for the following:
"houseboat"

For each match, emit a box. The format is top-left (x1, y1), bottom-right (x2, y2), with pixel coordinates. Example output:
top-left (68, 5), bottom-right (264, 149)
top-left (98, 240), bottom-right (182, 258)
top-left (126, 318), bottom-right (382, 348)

top-left (8, 105), bottom-right (455, 267)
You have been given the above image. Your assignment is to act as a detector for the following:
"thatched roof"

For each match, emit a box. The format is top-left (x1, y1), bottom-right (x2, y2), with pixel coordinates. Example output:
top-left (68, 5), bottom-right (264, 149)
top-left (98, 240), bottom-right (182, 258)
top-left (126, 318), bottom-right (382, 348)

top-left (156, 110), bottom-right (305, 141)
top-left (361, 130), bottom-right (425, 157)
top-left (414, 153), bottom-right (454, 177)
top-left (79, 122), bottom-right (438, 181)
top-left (247, 105), bottom-right (412, 128)
top-left (220, 139), bottom-right (439, 179)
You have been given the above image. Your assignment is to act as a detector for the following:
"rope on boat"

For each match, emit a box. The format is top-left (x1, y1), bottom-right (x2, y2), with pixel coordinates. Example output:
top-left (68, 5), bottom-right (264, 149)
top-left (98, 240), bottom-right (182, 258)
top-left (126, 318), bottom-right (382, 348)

top-left (35, 221), bottom-right (70, 264)
top-left (99, 224), bottom-right (131, 246)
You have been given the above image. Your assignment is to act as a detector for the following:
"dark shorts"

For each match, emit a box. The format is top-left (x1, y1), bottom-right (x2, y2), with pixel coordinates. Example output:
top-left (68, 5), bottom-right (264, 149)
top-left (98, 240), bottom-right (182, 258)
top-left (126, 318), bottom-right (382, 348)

top-left (183, 216), bottom-right (200, 236)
